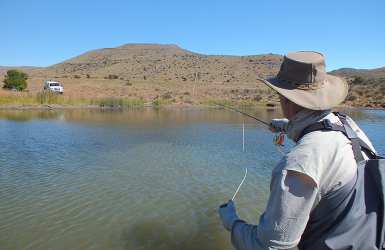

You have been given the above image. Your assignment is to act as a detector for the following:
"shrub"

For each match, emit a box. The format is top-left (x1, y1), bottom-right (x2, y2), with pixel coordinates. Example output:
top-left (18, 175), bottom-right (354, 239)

top-left (162, 93), bottom-right (173, 99)
top-left (346, 95), bottom-right (357, 101)
top-left (353, 75), bottom-right (367, 84)
top-left (104, 75), bottom-right (119, 79)
top-left (3, 77), bottom-right (27, 91)
top-left (185, 97), bottom-right (194, 104)
top-left (254, 95), bottom-right (263, 101)
top-left (3, 69), bottom-right (29, 91)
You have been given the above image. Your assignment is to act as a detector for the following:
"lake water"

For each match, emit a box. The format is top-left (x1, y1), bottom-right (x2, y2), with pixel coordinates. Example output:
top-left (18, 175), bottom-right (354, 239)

top-left (0, 108), bottom-right (384, 250)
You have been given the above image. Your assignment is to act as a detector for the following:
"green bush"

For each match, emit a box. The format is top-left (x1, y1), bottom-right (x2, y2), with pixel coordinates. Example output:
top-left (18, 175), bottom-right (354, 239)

top-left (2, 69), bottom-right (29, 91)
top-left (353, 75), bottom-right (367, 84)
top-left (6, 69), bottom-right (29, 80)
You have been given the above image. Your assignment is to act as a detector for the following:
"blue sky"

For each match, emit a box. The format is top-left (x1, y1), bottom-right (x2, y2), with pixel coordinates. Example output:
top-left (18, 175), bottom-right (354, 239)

top-left (1, 0), bottom-right (384, 71)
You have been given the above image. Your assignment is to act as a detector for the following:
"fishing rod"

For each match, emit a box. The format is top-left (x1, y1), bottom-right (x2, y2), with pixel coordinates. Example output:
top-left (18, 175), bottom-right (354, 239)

top-left (216, 104), bottom-right (286, 149)
top-left (216, 105), bottom-right (269, 125)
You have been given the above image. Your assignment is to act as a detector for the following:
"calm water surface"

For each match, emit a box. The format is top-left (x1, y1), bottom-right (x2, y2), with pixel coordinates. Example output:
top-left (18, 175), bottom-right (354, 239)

top-left (0, 108), bottom-right (384, 250)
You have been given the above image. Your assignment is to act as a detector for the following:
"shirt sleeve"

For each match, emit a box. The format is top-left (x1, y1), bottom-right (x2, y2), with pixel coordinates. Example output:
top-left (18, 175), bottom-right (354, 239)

top-left (231, 170), bottom-right (318, 250)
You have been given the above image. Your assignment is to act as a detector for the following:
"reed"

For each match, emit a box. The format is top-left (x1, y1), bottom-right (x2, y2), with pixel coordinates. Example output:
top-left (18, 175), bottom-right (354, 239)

top-left (0, 90), bottom-right (39, 108)
top-left (97, 97), bottom-right (144, 107)
top-left (0, 89), bottom-right (145, 108)
top-left (151, 99), bottom-right (173, 106)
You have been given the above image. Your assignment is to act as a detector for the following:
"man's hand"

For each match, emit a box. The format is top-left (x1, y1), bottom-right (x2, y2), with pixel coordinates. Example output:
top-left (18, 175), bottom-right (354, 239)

top-left (269, 119), bottom-right (288, 133)
top-left (218, 200), bottom-right (240, 231)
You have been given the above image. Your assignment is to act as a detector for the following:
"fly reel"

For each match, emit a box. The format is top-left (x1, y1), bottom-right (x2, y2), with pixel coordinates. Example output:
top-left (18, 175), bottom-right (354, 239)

top-left (273, 132), bottom-right (285, 146)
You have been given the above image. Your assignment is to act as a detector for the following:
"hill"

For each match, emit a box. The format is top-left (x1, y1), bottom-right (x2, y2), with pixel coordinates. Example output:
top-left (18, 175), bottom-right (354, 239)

top-left (29, 43), bottom-right (282, 83)
top-left (22, 44), bottom-right (283, 105)
top-left (1, 44), bottom-right (384, 108)
top-left (0, 66), bottom-right (42, 76)
top-left (330, 67), bottom-right (385, 79)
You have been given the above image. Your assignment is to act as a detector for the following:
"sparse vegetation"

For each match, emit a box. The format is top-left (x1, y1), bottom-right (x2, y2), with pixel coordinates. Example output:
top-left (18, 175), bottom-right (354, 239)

top-left (104, 75), bottom-right (119, 79)
top-left (98, 97), bottom-right (144, 107)
top-left (151, 99), bottom-right (173, 106)
top-left (342, 75), bottom-right (385, 108)
top-left (1, 44), bottom-right (384, 109)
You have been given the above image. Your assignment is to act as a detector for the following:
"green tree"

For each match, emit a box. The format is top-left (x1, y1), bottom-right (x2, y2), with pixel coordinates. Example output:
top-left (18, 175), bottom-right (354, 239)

top-left (2, 69), bottom-right (29, 90)
top-left (6, 69), bottom-right (29, 80)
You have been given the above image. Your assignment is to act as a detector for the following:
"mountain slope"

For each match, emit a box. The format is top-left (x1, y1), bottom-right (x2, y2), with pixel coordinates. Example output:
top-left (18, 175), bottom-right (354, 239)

top-left (330, 67), bottom-right (385, 79)
top-left (0, 66), bottom-right (42, 76)
top-left (29, 44), bottom-right (283, 84)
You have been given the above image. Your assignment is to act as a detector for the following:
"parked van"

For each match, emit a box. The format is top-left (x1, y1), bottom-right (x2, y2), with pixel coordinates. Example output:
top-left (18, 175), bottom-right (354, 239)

top-left (44, 81), bottom-right (63, 94)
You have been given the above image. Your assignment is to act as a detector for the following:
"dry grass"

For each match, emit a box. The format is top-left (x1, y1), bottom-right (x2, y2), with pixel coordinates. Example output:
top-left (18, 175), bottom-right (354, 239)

top-left (1, 75), bottom-right (278, 108)
top-left (0, 44), bottom-right (282, 109)
top-left (0, 87), bottom-right (145, 109)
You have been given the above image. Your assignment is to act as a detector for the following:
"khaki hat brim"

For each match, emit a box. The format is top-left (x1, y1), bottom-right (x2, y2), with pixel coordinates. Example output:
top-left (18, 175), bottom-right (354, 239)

top-left (259, 73), bottom-right (348, 110)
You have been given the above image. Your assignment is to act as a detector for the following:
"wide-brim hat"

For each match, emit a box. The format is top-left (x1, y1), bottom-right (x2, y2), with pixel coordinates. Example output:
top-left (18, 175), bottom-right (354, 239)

top-left (258, 51), bottom-right (348, 110)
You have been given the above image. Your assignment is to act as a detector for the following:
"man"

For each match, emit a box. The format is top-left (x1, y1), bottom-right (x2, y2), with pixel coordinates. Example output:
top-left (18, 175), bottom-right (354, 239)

top-left (218, 51), bottom-right (379, 249)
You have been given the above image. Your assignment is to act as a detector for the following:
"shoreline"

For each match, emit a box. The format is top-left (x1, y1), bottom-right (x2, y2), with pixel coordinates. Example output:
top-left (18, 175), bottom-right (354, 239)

top-left (0, 103), bottom-right (383, 111)
top-left (0, 103), bottom-right (281, 111)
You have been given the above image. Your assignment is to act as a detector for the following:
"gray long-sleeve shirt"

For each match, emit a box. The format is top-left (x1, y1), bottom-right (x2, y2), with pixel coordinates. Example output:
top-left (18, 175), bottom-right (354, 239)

top-left (230, 109), bottom-right (375, 249)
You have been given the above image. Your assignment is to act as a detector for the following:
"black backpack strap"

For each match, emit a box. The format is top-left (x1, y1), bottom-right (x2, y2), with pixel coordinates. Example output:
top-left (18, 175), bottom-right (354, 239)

top-left (298, 119), bottom-right (345, 140)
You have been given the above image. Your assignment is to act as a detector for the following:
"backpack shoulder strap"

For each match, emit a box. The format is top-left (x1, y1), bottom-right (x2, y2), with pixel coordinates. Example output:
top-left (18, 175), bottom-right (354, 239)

top-left (334, 112), bottom-right (378, 159)
top-left (298, 119), bottom-right (345, 140)
top-left (298, 114), bottom-right (365, 163)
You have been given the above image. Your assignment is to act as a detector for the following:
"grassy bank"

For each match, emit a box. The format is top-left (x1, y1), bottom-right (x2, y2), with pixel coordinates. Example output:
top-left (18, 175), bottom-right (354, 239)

top-left (0, 90), bottom-right (145, 109)
top-left (0, 89), bottom-right (280, 109)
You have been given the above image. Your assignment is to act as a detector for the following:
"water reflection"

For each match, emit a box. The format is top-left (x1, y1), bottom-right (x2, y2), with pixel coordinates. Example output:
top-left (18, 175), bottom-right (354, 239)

top-left (0, 108), bottom-right (384, 250)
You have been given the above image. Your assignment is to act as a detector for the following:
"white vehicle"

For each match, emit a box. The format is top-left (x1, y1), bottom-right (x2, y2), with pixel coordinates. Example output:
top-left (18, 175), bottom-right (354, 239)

top-left (44, 81), bottom-right (63, 94)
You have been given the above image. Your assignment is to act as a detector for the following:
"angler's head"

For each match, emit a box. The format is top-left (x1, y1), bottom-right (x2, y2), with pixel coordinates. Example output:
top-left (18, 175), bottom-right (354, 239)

top-left (259, 51), bottom-right (348, 118)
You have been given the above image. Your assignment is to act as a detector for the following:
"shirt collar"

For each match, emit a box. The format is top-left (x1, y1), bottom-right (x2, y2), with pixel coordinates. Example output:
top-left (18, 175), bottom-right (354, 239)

top-left (286, 109), bottom-right (333, 142)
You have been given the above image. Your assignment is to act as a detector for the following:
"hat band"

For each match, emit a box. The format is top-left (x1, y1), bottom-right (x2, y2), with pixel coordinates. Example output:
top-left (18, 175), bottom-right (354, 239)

top-left (277, 74), bottom-right (326, 90)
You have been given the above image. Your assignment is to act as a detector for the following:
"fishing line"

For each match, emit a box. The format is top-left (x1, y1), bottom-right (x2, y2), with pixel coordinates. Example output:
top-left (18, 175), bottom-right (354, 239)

top-left (217, 104), bottom-right (285, 149)
top-left (220, 168), bottom-right (248, 208)
top-left (232, 168), bottom-right (247, 201)
top-left (243, 115), bottom-right (245, 151)
top-left (276, 146), bottom-right (286, 156)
